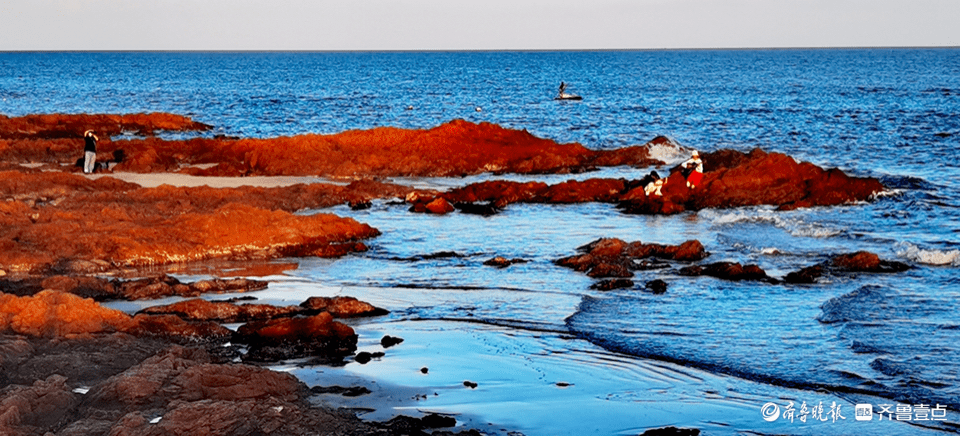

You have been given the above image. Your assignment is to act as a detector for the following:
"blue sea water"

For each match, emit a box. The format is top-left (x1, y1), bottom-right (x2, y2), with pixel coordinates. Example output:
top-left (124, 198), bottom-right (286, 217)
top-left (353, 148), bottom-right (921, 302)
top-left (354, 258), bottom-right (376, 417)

top-left (3, 49), bottom-right (960, 434)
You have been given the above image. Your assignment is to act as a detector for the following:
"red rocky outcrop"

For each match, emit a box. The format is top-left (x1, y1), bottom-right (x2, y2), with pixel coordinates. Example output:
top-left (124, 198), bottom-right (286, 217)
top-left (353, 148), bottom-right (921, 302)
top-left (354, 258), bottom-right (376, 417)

top-left (235, 312), bottom-right (358, 362)
top-left (2, 114), bottom-right (661, 176)
top-left (436, 148), bottom-right (883, 216)
top-left (619, 148), bottom-right (884, 215)
top-left (784, 251), bottom-right (911, 284)
top-left (556, 238), bottom-right (708, 279)
top-left (0, 171), bottom-right (387, 274)
top-left (299, 296), bottom-right (389, 318)
top-left (678, 262), bottom-right (777, 283)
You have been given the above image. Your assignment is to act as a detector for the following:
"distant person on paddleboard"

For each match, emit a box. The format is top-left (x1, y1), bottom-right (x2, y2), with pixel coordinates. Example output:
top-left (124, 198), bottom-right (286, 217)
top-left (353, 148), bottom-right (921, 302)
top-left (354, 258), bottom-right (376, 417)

top-left (682, 150), bottom-right (704, 189)
top-left (83, 130), bottom-right (99, 174)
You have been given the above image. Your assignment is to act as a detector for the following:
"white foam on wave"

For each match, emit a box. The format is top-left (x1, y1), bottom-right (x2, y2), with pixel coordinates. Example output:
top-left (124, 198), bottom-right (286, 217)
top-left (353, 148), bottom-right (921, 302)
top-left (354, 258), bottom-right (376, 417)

top-left (700, 209), bottom-right (844, 238)
top-left (872, 188), bottom-right (906, 199)
top-left (646, 139), bottom-right (689, 166)
top-left (896, 242), bottom-right (960, 266)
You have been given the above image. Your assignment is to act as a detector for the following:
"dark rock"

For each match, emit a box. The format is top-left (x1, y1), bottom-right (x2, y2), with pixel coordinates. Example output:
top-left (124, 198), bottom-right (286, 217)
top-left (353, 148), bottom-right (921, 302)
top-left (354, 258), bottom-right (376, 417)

top-left (421, 413), bottom-right (457, 428)
top-left (590, 279), bottom-right (634, 291)
top-left (381, 335), bottom-right (404, 348)
top-left (311, 385), bottom-right (372, 397)
top-left (420, 367), bottom-right (429, 374)
top-left (234, 312), bottom-right (358, 362)
top-left (354, 351), bottom-right (384, 364)
top-left (454, 201), bottom-right (501, 216)
top-left (300, 296), bottom-right (389, 318)
top-left (482, 256), bottom-right (528, 268)
top-left (348, 199), bottom-right (372, 210)
top-left (463, 380), bottom-right (478, 389)
top-left (678, 262), bottom-right (778, 283)
top-left (640, 426), bottom-right (701, 436)
top-left (645, 279), bottom-right (668, 294)
top-left (785, 251), bottom-right (910, 285)
top-left (784, 264), bottom-right (824, 284)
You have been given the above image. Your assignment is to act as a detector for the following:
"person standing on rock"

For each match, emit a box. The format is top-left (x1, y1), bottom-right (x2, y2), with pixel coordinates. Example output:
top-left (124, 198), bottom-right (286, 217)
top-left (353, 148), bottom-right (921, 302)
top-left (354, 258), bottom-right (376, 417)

top-left (682, 150), bottom-right (704, 189)
top-left (82, 130), bottom-right (99, 174)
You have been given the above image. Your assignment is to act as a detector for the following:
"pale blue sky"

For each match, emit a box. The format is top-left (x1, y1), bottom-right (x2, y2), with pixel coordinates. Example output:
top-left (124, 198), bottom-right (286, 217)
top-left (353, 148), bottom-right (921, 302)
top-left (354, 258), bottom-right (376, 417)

top-left (1, 0), bottom-right (958, 50)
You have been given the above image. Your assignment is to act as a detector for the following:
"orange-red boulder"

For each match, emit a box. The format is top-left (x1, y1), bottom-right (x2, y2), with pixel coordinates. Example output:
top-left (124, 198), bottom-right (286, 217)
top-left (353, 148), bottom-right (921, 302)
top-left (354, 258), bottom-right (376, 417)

top-left (784, 251), bottom-right (911, 284)
top-left (557, 238), bottom-right (708, 279)
top-left (0, 290), bottom-right (135, 338)
top-left (139, 298), bottom-right (305, 323)
top-left (619, 148), bottom-right (884, 215)
top-left (678, 262), bottom-right (776, 283)
top-left (299, 296), bottom-right (389, 318)
top-left (235, 312), bottom-right (358, 361)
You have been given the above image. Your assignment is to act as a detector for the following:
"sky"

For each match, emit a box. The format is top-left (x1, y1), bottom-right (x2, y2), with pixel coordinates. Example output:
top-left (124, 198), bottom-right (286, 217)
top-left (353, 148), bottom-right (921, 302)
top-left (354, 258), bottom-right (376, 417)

top-left (1, 0), bottom-right (958, 51)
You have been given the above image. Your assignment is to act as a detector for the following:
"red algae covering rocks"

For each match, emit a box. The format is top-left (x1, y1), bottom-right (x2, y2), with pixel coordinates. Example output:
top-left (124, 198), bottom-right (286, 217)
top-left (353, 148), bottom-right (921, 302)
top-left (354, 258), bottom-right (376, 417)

top-left (0, 170), bottom-right (383, 274)
top-left (221, 119), bottom-right (661, 177)
top-left (0, 290), bottom-right (135, 338)
top-left (0, 290), bottom-right (231, 341)
top-left (436, 148), bottom-right (883, 216)
top-left (620, 148), bottom-right (884, 215)
top-left (2, 114), bottom-right (660, 176)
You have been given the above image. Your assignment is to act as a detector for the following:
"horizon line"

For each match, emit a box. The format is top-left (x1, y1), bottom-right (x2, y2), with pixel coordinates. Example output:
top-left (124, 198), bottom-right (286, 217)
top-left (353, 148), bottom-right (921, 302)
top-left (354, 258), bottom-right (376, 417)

top-left (2, 45), bottom-right (959, 54)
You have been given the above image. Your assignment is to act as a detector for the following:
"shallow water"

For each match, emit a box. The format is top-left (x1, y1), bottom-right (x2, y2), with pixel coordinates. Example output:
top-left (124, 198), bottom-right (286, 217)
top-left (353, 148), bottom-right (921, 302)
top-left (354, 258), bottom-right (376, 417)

top-left (8, 49), bottom-right (960, 433)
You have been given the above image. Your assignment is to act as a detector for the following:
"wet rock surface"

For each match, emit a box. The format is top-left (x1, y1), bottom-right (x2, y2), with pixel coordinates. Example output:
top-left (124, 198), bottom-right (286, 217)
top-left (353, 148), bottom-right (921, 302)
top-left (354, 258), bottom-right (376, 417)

top-left (678, 262), bottom-right (779, 283)
top-left (557, 238), bottom-right (709, 279)
top-left (785, 251), bottom-right (911, 284)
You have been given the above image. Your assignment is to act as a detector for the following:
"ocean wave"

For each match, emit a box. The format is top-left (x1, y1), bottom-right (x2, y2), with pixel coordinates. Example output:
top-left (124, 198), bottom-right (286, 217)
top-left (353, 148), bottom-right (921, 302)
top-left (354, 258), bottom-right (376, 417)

top-left (896, 242), bottom-right (960, 266)
top-left (700, 209), bottom-right (844, 238)
top-left (646, 139), bottom-right (688, 166)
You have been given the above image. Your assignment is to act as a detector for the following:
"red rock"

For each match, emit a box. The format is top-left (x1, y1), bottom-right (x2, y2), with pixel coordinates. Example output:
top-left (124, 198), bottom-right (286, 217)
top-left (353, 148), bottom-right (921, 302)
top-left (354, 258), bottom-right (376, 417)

top-left (300, 296), bottom-right (388, 318)
top-left (235, 312), bottom-right (358, 360)
top-left (424, 197), bottom-right (455, 214)
top-left (0, 375), bottom-right (77, 436)
top-left (0, 290), bottom-right (135, 337)
top-left (128, 314), bottom-right (232, 341)
top-left (785, 251), bottom-right (910, 283)
top-left (558, 238), bottom-right (707, 281)
top-left (678, 262), bottom-right (776, 282)
top-left (831, 251), bottom-right (882, 270)
top-left (140, 298), bottom-right (304, 323)
top-left (0, 170), bottom-right (382, 273)
top-left (86, 345), bottom-right (302, 409)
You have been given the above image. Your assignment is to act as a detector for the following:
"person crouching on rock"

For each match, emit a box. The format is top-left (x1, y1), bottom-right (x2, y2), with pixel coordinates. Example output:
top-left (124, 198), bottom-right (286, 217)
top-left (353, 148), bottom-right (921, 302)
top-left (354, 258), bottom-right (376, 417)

top-left (644, 175), bottom-right (666, 196)
top-left (83, 130), bottom-right (99, 174)
top-left (682, 150), bottom-right (703, 189)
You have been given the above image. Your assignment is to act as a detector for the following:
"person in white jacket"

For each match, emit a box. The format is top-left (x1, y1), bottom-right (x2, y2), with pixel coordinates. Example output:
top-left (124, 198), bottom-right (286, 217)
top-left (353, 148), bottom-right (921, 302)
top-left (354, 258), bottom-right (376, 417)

top-left (682, 150), bottom-right (704, 189)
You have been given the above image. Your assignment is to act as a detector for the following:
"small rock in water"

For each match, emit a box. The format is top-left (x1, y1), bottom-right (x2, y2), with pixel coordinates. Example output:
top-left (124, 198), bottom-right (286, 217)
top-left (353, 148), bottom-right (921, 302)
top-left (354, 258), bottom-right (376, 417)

top-left (420, 367), bottom-right (429, 374)
top-left (354, 351), bottom-right (385, 364)
top-left (645, 279), bottom-right (668, 294)
top-left (381, 335), bottom-right (404, 348)
top-left (463, 380), bottom-right (478, 388)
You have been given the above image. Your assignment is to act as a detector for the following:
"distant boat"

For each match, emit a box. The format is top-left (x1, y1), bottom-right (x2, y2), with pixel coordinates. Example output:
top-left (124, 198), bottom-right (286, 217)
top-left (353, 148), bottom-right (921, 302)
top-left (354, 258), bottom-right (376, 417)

top-left (555, 82), bottom-right (582, 101)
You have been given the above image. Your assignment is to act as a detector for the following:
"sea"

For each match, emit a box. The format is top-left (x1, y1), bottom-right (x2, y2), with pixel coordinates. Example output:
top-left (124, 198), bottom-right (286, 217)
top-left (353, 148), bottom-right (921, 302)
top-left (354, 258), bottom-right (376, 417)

top-left (2, 49), bottom-right (959, 435)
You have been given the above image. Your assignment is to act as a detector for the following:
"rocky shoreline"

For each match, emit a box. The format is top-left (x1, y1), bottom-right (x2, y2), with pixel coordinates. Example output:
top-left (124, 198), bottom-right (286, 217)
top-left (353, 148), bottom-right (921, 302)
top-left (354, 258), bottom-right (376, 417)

top-left (0, 113), bottom-right (897, 436)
